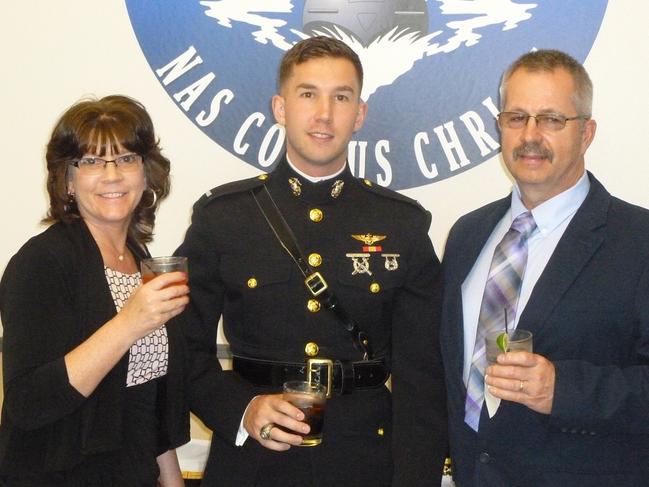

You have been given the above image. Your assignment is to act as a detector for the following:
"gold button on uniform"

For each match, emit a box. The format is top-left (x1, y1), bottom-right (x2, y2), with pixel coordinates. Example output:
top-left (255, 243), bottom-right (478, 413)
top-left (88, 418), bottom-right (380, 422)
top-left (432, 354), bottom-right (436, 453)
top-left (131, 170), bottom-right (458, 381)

top-left (247, 278), bottom-right (258, 288)
top-left (305, 342), bottom-right (319, 357)
top-left (307, 299), bottom-right (321, 313)
top-left (370, 282), bottom-right (381, 293)
top-left (258, 174), bottom-right (268, 180)
top-left (363, 179), bottom-right (373, 187)
top-left (308, 253), bottom-right (322, 267)
top-left (309, 208), bottom-right (323, 222)
top-left (377, 427), bottom-right (384, 436)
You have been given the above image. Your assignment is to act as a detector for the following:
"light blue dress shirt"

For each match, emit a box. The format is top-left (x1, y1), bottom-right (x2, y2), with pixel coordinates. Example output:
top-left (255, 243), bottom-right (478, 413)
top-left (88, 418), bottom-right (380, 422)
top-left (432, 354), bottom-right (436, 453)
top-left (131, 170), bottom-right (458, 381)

top-left (461, 172), bottom-right (591, 385)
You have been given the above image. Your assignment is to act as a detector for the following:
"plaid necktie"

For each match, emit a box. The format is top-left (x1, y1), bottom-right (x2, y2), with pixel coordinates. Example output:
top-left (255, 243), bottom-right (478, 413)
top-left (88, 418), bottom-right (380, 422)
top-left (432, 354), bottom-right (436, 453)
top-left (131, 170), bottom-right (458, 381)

top-left (464, 211), bottom-right (537, 431)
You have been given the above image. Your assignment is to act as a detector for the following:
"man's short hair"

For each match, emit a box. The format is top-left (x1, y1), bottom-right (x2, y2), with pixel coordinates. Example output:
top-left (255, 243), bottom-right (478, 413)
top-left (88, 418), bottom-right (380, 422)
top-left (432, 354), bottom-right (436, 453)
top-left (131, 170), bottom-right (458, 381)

top-left (278, 36), bottom-right (363, 92)
top-left (499, 49), bottom-right (593, 118)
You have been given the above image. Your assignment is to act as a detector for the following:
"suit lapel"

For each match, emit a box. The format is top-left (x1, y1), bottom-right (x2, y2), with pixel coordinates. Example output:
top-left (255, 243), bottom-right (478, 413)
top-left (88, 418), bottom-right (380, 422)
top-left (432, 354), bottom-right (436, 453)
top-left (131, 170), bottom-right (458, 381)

top-left (519, 174), bottom-right (610, 335)
top-left (455, 201), bottom-right (510, 283)
top-left (445, 197), bottom-right (511, 379)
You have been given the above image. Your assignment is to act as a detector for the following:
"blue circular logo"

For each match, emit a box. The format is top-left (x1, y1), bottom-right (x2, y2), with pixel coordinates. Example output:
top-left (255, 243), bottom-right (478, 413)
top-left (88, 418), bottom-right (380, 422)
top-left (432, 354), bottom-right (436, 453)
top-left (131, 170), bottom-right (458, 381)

top-left (127, 1), bottom-right (607, 190)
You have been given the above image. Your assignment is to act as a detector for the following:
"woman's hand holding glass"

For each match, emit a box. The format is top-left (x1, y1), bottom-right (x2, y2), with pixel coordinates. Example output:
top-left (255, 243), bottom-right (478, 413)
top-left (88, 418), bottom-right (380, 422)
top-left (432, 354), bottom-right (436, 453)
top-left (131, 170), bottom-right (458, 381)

top-left (119, 272), bottom-right (189, 341)
top-left (65, 271), bottom-right (189, 398)
top-left (118, 270), bottom-right (189, 341)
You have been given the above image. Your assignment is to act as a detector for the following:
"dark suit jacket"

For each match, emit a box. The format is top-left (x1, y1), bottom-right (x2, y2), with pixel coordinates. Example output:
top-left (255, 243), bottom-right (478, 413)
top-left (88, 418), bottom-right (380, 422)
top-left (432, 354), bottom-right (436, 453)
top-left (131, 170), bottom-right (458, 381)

top-left (177, 157), bottom-right (447, 486)
top-left (440, 173), bottom-right (649, 487)
top-left (0, 219), bottom-right (189, 474)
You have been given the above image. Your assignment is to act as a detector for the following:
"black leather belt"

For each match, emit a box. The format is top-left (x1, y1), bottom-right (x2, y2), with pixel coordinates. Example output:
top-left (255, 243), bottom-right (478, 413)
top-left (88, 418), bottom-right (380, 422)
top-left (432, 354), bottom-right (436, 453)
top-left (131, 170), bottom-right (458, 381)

top-left (233, 355), bottom-right (389, 397)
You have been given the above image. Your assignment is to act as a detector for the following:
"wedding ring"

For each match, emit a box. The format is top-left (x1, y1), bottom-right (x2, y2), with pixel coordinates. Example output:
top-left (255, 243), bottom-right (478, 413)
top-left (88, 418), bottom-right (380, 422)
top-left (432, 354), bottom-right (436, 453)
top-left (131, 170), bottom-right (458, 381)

top-left (260, 422), bottom-right (275, 440)
top-left (518, 380), bottom-right (525, 392)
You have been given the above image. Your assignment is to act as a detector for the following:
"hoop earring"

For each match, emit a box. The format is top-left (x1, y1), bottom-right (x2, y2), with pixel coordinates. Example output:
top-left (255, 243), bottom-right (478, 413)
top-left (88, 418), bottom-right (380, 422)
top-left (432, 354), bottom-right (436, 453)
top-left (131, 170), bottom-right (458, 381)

top-left (64, 191), bottom-right (76, 213)
top-left (143, 189), bottom-right (158, 209)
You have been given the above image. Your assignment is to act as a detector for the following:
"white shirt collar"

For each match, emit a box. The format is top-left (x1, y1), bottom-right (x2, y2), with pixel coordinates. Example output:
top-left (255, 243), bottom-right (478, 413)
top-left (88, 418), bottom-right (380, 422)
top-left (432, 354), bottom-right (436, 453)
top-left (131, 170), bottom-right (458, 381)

top-left (511, 171), bottom-right (590, 235)
top-left (286, 155), bottom-right (346, 183)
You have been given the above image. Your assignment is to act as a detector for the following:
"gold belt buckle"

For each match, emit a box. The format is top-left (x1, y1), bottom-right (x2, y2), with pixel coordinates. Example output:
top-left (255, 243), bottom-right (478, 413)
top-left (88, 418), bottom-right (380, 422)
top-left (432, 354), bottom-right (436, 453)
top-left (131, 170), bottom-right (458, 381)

top-left (305, 272), bottom-right (328, 296)
top-left (306, 358), bottom-right (333, 398)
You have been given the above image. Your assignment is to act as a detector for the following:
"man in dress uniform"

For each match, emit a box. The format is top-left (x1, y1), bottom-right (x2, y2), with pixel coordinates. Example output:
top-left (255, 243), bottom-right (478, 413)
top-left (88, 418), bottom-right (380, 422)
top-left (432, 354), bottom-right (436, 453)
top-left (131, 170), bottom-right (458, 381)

top-left (440, 49), bottom-right (649, 486)
top-left (177, 36), bottom-right (447, 486)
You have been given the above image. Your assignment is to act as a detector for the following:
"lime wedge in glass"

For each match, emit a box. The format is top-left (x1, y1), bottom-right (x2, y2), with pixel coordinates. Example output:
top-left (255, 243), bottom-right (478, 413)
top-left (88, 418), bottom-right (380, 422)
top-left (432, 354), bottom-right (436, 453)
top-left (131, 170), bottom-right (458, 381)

top-left (496, 332), bottom-right (509, 353)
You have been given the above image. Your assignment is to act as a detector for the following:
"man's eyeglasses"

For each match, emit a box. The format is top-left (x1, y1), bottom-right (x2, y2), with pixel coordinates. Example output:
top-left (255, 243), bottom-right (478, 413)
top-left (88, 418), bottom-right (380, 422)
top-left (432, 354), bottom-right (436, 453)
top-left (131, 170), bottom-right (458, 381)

top-left (69, 153), bottom-right (143, 174)
top-left (497, 112), bottom-right (589, 131)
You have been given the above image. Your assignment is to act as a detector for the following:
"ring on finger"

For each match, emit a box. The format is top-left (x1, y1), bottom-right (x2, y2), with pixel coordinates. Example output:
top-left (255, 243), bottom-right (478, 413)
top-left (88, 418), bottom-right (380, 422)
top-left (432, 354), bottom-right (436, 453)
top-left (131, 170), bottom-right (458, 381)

top-left (259, 422), bottom-right (275, 440)
top-left (518, 380), bottom-right (525, 392)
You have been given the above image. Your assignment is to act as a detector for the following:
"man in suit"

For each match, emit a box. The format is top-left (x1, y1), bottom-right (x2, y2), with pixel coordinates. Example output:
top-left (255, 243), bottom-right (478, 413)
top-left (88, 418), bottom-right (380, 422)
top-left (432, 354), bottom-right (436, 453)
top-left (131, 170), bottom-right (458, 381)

top-left (178, 36), bottom-right (447, 486)
top-left (440, 49), bottom-right (649, 486)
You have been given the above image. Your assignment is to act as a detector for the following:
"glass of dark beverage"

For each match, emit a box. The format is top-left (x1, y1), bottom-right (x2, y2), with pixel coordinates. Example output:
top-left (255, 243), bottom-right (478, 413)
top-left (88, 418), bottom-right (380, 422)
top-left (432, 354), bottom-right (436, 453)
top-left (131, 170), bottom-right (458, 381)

top-left (140, 256), bottom-right (188, 286)
top-left (282, 380), bottom-right (327, 446)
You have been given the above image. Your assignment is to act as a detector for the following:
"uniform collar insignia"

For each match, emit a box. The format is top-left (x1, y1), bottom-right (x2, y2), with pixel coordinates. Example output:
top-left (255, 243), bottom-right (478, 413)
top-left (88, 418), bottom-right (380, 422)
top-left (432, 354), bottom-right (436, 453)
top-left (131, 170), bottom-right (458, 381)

top-left (330, 179), bottom-right (344, 198)
top-left (288, 177), bottom-right (302, 196)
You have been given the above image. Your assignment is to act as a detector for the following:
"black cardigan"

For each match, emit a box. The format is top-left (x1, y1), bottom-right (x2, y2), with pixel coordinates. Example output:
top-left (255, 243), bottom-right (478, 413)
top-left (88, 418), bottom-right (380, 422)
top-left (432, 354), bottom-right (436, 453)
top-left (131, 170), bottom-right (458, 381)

top-left (0, 219), bottom-right (189, 473)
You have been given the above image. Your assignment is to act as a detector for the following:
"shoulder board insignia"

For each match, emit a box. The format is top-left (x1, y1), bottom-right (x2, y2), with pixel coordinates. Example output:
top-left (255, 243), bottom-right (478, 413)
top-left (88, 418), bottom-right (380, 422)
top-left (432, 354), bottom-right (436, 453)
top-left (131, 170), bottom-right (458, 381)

top-left (355, 177), bottom-right (425, 211)
top-left (197, 174), bottom-right (268, 207)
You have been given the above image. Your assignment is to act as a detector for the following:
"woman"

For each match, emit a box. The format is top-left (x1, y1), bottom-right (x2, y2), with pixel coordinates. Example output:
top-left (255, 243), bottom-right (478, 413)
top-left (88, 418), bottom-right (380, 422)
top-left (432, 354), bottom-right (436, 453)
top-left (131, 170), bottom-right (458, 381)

top-left (0, 95), bottom-right (189, 486)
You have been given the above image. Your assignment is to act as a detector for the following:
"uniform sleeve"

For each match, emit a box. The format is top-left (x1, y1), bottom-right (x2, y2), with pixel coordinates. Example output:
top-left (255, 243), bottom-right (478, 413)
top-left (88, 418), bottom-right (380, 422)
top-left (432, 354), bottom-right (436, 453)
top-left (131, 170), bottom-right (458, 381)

top-left (550, 258), bottom-right (649, 435)
top-left (0, 243), bottom-right (86, 430)
top-left (176, 202), bottom-right (257, 442)
top-left (390, 210), bottom-right (448, 486)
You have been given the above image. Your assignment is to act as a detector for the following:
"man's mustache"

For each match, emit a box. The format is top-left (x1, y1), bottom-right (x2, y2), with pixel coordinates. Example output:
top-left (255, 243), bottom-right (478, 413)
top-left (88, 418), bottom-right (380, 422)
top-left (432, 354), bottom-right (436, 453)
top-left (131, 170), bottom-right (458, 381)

top-left (513, 142), bottom-right (553, 162)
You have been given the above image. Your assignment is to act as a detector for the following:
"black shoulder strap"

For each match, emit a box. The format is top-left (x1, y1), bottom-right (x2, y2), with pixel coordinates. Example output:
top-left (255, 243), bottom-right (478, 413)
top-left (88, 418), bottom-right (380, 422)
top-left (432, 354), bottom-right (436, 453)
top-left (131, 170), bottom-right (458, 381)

top-left (251, 185), bottom-right (373, 360)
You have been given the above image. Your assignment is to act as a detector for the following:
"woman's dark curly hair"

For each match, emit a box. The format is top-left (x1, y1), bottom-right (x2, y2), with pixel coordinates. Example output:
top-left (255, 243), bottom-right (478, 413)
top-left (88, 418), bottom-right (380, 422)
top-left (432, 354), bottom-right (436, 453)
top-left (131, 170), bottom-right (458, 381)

top-left (44, 95), bottom-right (171, 243)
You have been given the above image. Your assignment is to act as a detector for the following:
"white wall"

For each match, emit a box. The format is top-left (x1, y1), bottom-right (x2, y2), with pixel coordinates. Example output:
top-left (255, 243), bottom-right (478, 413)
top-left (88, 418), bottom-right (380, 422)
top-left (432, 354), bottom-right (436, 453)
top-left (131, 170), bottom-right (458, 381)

top-left (1, 1), bottom-right (648, 340)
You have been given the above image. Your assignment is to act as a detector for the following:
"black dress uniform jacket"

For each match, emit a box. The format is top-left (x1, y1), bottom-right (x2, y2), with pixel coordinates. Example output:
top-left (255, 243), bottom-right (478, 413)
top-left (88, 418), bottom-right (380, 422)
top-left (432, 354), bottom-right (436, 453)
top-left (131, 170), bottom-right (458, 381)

top-left (178, 157), bottom-right (447, 486)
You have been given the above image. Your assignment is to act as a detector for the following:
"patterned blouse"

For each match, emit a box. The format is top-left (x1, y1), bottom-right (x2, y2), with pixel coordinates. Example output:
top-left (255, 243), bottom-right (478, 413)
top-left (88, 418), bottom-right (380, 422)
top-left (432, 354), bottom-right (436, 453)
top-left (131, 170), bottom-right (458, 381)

top-left (104, 267), bottom-right (169, 387)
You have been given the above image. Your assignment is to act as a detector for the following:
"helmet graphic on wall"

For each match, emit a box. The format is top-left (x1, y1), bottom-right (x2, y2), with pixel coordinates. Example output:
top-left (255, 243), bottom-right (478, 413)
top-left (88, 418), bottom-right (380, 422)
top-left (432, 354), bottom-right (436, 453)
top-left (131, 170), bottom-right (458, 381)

top-left (303, 0), bottom-right (429, 46)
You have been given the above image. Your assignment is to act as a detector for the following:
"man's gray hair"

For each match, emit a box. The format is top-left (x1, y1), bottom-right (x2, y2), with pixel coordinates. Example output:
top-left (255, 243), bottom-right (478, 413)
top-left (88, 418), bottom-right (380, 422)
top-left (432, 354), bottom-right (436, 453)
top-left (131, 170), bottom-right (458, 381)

top-left (499, 49), bottom-right (593, 118)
